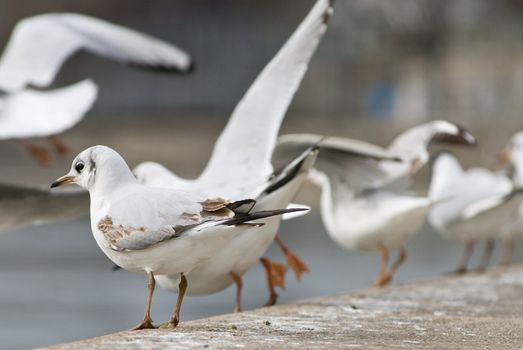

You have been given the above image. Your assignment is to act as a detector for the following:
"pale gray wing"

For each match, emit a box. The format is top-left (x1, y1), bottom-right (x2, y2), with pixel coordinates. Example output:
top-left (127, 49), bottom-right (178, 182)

top-left (0, 13), bottom-right (193, 92)
top-left (275, 133), bottom-right (401, 194)
top-left (0, 79), bottom-right (97, 139)
top-left (197, 0), bottom-right (334, 186)
top-left (0, 182), bottom-right (89, 231)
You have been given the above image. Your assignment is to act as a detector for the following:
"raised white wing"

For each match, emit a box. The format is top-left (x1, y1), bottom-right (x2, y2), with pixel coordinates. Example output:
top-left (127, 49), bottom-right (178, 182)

top-left (0, 13), bottom-right (193, 92)
top-left (0, 79), bottom-right (97, 139)
top-left (197, 0), bottom-right (334, 187)
top-left (382, 120), bottom-right (477, 182)
top-left (275, 133), bottom-right (401, 194)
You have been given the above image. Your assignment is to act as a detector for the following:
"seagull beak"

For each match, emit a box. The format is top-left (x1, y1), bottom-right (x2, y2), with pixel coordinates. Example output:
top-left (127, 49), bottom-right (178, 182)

top-left (50, 175), bottom-right (75, 188)
top-left (499, 149), bottom-right (512, 164)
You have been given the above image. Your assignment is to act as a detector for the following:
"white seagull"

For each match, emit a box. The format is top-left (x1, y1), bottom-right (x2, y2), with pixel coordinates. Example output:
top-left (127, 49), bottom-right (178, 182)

top-left (428, 151), bottom-right (522, 273)
top-left (497, 132), bottom-right (523, 267)
top-left (0, 13), bottom-right (193, 165)
top-left (132, 0), bottom-right (334, 311)
top-left (50, 145), bottom-right (302, 330)
top-left (275, 120), bottom-right (477, 286)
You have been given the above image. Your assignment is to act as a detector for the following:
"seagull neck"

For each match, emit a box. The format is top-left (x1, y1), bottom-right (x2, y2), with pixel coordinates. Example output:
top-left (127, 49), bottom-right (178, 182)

top-left (90, 167), bottom-right (138, 197)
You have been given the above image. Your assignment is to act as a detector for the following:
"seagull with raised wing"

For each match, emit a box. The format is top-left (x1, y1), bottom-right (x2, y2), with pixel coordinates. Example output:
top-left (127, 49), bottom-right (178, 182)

top-left (132, 0), bottom-right (334, 311)
top-left (50, 145), bottom-right (302, 330)
top-left (275, 120), bottom-right (477, 286)
top-left (0, 13), bottom-right (193, 165)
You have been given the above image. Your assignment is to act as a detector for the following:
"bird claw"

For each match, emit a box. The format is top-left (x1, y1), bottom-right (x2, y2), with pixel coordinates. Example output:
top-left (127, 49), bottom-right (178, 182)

top-left (130, 319), bottom-right (157, 331)
top-left (159, 319), bottom-right (179, 330)
top-left (373, 273), bottom-right (392, 287)
top-left (268, 260), bottom-right (288, 289)
top-left (284, 249), bottom-right (310, 281)
top-left (264, 292), bottom-right (278, 307)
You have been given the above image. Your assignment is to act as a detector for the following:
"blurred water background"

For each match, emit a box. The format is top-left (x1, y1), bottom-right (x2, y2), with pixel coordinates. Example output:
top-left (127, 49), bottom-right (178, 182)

top-left (2, 0), bottom-right (523, 348)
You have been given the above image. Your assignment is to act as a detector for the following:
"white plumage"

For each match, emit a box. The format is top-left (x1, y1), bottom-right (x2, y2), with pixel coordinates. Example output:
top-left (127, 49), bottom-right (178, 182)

top-left (0, 13), bottom-right (193, 93)
top-left (275, 121), bottom-right (477, 286)
top-left (51, 145), bottom-right (298, 328)
top-left (133, 0), bottom-right (334, 310)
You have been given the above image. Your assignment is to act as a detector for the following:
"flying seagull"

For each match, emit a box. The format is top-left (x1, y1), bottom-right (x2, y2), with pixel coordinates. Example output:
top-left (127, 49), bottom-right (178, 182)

top-left (0, 13), bottom-right (194, 165)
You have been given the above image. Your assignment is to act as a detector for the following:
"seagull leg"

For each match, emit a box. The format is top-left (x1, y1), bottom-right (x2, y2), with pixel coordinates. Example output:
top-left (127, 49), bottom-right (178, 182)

top-left (48, 135), bottom-right (69, 156)
top-left (388, 246), bottom-right (407, 282)
top-left (450, 240), bottom-right (474, 275)
top-left (131, 271), bottom-right (157, 330)
top-left (260, 257), bottom-right (287, 307)
top-left (476, 239), bottom-right (495, 273)
top-left (499, 239), bottom-right (514, 269)
top-left (274, 235), bottom-right (310, 281)
top-left (161, 273), bottom-right (188, 329)
top-left (374, 244), bottom-right (391, 287)
top-left (17, 139), bottom-right (51, 166)
top-left (230, 271), bottom-right (243, 313)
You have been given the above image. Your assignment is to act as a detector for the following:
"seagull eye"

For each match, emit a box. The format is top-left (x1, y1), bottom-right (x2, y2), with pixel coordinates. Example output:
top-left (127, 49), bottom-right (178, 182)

top-left (75, 162), bottom-right (85, 173)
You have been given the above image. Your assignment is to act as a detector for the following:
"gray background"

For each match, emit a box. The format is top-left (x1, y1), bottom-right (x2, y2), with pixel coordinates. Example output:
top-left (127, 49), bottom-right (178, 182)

top-left (0, 1), bottom-right (522, 349)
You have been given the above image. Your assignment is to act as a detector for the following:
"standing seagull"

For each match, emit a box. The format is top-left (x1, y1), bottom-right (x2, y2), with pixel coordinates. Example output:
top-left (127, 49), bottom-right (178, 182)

top-left (275, 120), bottom-right (476, 286)
top-left (0, 13), bottom-right (194, 165)
top-left (428, 152), bottom-right (521, 273)
top-left (133, 0), bottom-right (334, 310)
top-left (50, 145), bottom-right (301, 329)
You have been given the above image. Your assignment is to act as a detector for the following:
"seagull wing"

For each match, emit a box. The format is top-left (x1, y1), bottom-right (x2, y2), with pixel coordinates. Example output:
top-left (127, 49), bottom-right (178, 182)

top-left (275, 133), bottom-right (401, 194)
top-left (197, 0), bottom-right (334, 188)
top-left (0, 79), bottom-right (98, 139)
top-left (0, 13), bottom-right (193, 92)
top-left (0, 182), bottom-right (89, 231)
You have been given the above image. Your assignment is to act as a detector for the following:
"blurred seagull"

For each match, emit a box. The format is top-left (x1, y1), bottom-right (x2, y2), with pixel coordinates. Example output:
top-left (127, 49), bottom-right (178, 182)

top-left (0, 13), bottom-right (194, 165)
top-left (50, 145), bottom-right (302, 329)
top-left (0, 181), bottom-right (88, 232)
top-left (133, 0), bottom-right (334, 311)
top-left (428, 152), bottom-right (522, 273)
top-left (497, 132), bottom-right (523, 267)
top-left (275, 120), bottom-right (477, 286)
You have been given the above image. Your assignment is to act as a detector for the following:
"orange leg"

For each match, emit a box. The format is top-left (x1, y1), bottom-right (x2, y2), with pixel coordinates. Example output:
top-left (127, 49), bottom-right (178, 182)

top-left (274, 235), bottom-right (310, 281)
top-left (17, 139), bottom-right (51, 166)
top-left (374, 244), bottom-right (391, 287)
top-left (230, 271), bottom-right (243, 313)
top-left (260, 257), bottom-right (287, 307)
top-left (131, 271), bottom-right (157, 330)
top-left (388, 246), bottom-right (407, 283)
top-left (48, 135), bottom-right (69, 156)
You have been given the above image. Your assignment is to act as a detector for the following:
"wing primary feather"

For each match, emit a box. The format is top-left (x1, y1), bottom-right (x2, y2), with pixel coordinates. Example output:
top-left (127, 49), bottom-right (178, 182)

top-left (221, 207), bottom-right (307, 226)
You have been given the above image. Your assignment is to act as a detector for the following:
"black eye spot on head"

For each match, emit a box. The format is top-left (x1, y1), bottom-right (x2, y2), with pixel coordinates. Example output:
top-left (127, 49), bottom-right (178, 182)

top-left (75, 162), bottom-right (85, 173)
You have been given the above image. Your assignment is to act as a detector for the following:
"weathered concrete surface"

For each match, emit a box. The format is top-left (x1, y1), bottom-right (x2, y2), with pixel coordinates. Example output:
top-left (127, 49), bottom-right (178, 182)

top-left (44, 266), bottom-right (523, 349)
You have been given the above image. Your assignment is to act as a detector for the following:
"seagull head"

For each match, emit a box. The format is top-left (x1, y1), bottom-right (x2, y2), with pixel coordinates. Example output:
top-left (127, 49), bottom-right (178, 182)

top-left (51, 145), bottom-right (135, 193)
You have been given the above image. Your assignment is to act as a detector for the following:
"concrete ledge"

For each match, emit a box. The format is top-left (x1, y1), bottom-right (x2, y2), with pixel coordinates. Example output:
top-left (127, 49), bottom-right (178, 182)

top-left (44, 266), bottom-right (523, 349)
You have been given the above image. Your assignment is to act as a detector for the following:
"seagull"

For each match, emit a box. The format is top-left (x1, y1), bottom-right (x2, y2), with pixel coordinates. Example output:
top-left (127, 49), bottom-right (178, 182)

top-left (275, 120), bottom-right (477, 286)
top-left (50, 145), bottom-right (302, 330)
top-left (428, 151), bottom-right (522, 273)
top-left (0, 13), bottom-right (194, 165)
top-left (132, 0), bottom-right (334, 311)
top-left (0, 181), bottom-right (88, 232)
top-left (497, 132), bottom-right (523, 267)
